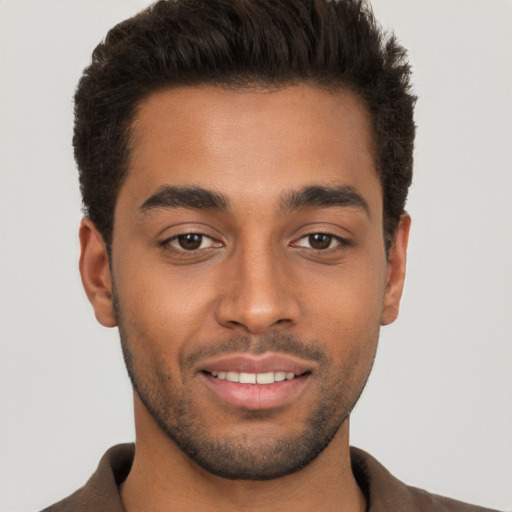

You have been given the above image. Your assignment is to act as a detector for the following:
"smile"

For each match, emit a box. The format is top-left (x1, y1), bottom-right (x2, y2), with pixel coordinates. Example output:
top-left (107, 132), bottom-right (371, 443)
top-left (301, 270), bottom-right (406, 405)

top-left (198, 353), bottom-right (315, 409)
top-left (202, 370), bottom-right (311, 410)
top-left (208, 370), bottom-right (298, 384)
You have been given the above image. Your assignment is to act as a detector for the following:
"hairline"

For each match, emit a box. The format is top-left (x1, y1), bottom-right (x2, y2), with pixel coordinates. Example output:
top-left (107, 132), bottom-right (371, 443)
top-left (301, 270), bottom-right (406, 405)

top-left (119, 79), bottom-right (381, 217)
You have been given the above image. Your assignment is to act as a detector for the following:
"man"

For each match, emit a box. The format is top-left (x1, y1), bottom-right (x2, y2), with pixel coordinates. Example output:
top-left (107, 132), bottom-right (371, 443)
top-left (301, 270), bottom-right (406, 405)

top-left (39, 0), bottom-right (501, 510)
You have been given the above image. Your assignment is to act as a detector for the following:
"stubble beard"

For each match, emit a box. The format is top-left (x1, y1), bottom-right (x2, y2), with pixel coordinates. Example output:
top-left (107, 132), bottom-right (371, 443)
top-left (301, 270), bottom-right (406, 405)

top-left (115, 300), bottom-right (378, 480)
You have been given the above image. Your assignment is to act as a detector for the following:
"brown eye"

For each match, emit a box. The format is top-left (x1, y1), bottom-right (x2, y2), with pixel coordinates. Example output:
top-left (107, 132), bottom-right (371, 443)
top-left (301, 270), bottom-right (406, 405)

top-left (292, 232), bottom-right (348, 251)
top-left (308, 233), bottom-right (333, 250)
top-left (160, 232), bottom-right (222, 255)
top-left (177, 233), bottom-right (205, 250)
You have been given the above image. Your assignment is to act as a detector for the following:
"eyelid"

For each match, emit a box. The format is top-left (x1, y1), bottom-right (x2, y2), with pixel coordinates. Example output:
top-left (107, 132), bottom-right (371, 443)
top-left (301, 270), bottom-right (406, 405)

top-left (291, 232), bottom-right (350, 250)
top-left (154, 220), bottom-right (223, 238)
top-left (159, 231), bottom-right (224, 252)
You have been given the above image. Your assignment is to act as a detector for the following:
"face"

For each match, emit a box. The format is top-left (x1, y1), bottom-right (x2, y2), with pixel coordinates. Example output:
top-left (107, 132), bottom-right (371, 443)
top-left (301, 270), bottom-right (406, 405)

top-left (80, 84), bottom-right (409, 480)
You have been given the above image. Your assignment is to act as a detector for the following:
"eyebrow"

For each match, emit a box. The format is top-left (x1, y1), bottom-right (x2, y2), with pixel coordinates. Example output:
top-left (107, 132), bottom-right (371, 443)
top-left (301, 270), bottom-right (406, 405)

top-left (139, 185), bottom-right (230, 214)
top-left (138, 183), bottom-right (370, 217)
top-left (280, 185), bottom-right (370, 217)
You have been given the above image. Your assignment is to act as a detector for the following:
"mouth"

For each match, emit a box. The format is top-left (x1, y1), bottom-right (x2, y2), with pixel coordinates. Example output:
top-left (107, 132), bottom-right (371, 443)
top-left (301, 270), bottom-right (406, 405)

top-left (204, 369), bottom-right (308, 384)
top-left (198, 354), bottom-right (314, 410)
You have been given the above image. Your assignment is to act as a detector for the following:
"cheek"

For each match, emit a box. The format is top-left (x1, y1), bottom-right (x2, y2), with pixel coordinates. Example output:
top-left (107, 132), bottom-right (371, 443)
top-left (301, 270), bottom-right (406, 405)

top-left (112, 256), bottom-right (220, 376)
top-left (299, 256), bottom-right (386, 363)
top-left (304, 259), bottom-right (387, 329)
top-left (122, 279), bottom-right (213, 342)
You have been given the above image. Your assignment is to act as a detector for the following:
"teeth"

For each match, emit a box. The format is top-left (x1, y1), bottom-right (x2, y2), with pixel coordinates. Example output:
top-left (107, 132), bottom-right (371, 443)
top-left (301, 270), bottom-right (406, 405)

top-left (239, 372), bottom-right (256, 384)
top-left (256, 372), bottom-right (274, 384)
top-left (226, 372), bottom-right (239, 382)
top-left (210, 370), bottom-right (297, 384)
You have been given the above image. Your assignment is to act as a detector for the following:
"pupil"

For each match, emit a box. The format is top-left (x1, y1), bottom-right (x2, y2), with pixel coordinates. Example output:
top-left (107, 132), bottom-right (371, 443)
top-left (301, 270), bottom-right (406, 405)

top-left (178, 234), bottom-right (202, 250)
top-left (309, 233), bottom-right (331, 250)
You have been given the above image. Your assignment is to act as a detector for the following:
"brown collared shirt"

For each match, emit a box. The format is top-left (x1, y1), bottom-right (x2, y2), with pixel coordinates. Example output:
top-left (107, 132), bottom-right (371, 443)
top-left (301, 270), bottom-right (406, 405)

top-left (41, 444), bottom-right (500, 512)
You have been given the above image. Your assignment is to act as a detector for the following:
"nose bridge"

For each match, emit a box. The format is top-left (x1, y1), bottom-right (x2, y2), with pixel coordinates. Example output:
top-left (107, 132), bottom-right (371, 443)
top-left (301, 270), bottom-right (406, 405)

top-left (215, 237), bottom-right (298, 334)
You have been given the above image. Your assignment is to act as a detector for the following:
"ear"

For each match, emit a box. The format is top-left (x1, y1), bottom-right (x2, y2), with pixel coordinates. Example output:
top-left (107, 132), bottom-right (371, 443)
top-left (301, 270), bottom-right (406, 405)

top-left (381, 213), bottom-right (411, 326)
top-left (79, 218), bottom-right (117, 328)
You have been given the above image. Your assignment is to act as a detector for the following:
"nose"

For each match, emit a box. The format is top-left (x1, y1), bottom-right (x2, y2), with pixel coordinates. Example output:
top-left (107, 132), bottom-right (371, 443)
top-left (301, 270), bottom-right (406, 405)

top-left (215, 245), bottom-right (300, 335)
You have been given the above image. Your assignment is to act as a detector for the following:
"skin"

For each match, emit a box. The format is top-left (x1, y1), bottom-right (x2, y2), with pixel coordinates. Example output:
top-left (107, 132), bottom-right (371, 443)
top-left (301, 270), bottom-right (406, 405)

top-left (79, 84), bottom-right (410, 512)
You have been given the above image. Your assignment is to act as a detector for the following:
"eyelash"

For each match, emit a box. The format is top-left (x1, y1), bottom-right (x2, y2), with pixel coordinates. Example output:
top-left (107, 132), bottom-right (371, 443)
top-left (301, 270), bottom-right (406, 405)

top-left (159, 233), bottom-right (221, 253)
top-left (159, 232), bottom-right (350, 253)
top-left (292, 232), bottom-right (351, 251)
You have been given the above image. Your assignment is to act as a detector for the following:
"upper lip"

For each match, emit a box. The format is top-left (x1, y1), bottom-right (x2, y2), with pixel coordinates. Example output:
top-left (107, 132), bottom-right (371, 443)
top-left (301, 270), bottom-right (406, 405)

top-left (199, 353), bottom-right (314, 375)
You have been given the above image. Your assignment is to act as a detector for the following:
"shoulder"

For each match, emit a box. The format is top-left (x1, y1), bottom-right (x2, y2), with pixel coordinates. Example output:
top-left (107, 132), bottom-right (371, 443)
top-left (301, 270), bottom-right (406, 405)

top-left (350, 447), bottom-right (501, 512)
top-left (40, 444), bottom-right (134, 512)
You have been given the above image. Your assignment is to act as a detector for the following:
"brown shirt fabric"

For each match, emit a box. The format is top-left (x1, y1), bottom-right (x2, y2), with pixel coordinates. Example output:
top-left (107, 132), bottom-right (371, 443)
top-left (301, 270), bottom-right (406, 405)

top-left (41, 444), bottom-right (499, 512)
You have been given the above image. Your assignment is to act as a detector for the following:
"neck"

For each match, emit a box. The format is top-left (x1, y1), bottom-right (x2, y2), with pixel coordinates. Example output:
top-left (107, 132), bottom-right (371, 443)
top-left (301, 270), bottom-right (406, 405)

top-left (120, 394), bottom-right (366, 512)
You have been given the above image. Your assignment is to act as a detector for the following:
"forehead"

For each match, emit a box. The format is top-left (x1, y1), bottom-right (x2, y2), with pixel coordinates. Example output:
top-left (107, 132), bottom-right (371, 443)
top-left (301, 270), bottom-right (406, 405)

top-left (122, 84), bottom-right (380, 215)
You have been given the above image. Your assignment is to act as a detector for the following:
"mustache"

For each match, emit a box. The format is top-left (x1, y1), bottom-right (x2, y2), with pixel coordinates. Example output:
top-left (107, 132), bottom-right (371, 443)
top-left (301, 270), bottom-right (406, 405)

top-left (180, 332), bottom-right (328, 371)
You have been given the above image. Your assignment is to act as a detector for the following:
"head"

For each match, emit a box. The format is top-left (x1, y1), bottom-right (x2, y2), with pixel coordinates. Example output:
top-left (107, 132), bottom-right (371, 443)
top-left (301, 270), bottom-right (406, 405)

top-left (74, 0), bottom-right (415, 253)
top-left (77, 0), bottom-right (415, 481)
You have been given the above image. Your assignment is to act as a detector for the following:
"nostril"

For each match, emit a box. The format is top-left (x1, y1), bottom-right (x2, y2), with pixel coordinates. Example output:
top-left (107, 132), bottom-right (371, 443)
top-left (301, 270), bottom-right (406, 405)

top-left (275, 318), bottom-right (292, 325)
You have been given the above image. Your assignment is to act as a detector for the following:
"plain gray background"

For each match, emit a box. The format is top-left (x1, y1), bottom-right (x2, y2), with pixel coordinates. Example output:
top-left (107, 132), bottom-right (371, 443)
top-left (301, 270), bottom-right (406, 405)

top-left (1, 1), bottom-right (511, 510)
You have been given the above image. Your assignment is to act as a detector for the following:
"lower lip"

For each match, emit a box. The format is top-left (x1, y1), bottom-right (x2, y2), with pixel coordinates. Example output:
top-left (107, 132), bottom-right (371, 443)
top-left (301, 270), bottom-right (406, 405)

top-left (202, 373), bottom-right (310, 410)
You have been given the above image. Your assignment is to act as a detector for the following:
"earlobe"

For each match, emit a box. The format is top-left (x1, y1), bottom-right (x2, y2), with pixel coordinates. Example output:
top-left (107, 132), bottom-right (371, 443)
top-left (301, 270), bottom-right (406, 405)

top-left (381, 213), bottom-right (411, 326)
top-left (79, 218), bottom-right (117, 328)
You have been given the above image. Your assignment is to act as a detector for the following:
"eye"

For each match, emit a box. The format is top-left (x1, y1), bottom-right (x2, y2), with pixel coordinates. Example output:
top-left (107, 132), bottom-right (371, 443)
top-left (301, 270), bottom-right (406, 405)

top-left (163, 233), bottom-right (220, 251)
top-left (292, 233), bottom-right (347, 250)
